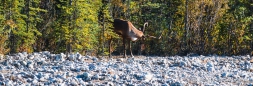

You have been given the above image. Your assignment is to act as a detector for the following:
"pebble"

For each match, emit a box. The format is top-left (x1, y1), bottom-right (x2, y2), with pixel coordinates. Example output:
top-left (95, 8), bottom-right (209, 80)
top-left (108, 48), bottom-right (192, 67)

top-left (88, 63), bottom-right (96, 71)
top-left (0, 73), bottom-right (4, 80)
top-left (0, 52), bottom-right (251, 85)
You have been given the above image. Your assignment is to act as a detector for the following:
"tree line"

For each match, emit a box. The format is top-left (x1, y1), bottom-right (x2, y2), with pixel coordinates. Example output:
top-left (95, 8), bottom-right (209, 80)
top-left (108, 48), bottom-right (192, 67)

top-left (0, 0), bottom-right (252, 56)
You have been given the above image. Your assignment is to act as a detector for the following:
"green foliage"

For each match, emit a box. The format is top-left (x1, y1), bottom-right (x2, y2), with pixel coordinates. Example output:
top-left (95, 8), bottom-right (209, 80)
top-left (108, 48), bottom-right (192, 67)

top-left (0, 0), bottom-right (252, 55)
top-left (48, 0), bottom-right (102, 54)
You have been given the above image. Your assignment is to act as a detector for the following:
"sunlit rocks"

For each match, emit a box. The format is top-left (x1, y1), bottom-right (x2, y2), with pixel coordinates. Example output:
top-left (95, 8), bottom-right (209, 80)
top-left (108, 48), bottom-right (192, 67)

top-left (0, 52), bottom-right (252, 85)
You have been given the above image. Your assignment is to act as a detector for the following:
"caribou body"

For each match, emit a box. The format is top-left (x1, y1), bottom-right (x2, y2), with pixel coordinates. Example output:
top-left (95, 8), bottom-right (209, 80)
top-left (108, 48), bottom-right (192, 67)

top-left (111, 19), bottom-right (162, 58)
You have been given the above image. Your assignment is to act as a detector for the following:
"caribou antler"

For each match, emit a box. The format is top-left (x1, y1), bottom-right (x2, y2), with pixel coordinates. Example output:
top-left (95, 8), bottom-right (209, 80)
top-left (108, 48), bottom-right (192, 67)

top-left (145, 30), bottom-right (164, 39)
top-left (142, 22), bottom-right (148, 33)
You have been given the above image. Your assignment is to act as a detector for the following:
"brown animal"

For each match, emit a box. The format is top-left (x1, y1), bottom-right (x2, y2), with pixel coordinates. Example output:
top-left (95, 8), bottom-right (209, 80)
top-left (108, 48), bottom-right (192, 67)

top-left (111, 19), bottom-right (162, 58)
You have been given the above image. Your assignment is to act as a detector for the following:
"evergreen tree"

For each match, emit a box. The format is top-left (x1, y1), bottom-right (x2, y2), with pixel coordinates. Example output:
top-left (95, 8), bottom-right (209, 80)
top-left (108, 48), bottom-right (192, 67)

top-left (49, 0), bottom-right (102, 54)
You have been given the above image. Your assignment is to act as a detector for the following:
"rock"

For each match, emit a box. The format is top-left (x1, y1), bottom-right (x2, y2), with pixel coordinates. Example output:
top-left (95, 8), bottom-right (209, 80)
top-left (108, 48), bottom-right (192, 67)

top-left (27, 61), bottom-right (34, 69)
top-left (232, 73), bottom-right (240, 78)
top-left (85, 55), bottom-right (92, 59)
top-left (70, 80), bottom-right (78, 86)
top-left (0, 52), bottom-right (253, 85)
top-left (192, 59), bottom-right (202, 68)
top-left (88, 64), bottom-right (96, 71)
top-left (161, 83), bottom-right (169, 86)
top-left (92, 57), bottom-right (98, 62)
top-left (5, 80), bottom-right (13, 86)
top-left (42, 51), bottom-right (51, 57)
top-left (206, 62), bottom-right (214, 72)
top-left (0, 73), bottom-right (5, 80)
top-left (134, 72), bottom-right (153, 82)
top-left (68, 54), bottom-right (76, 61)
top-left (54, 53), bottom-right (66, 61)
top-left (76, 52), bottom-right (82, 61)
top-left (66, 72), bottom-right (73, 77)
top-left (247, 83), bottom-right (253, 86)
top-left (244, 61), bottom-right (252, 71)
top-left (36, 72), bottom-right (43, 79)
top-left (37, 60), bottom-right (45, 66)
top-left (113, 74), bottom-right (119, 80)
top-left (170, 82), bottom-right (183, 86)
top-left (221, 72), bottom-right (227, 78)
top-left (107, 82), bottom-right (114, 86)
top-left (127, 57), bottom-right (135, 63)
top-left (144, 72), bottom-right (153, 82)
top-left (20, 61), bottom-right (27, 66)
top-left (77, 72), bottom-right (91, 81)
top-left (239, 73), bottom-right (247, 78)
top-left (98, 76), bottom-right (105, 80)
top-left (91, 74), bottom-right (99, 80)
top-left (2, 59), bottom-right (10, 66)
top-left (32, 79), bottom-right (39, 84)
top-left (28, 54), bottom-right (35, 60)
top-left (179, 61), bottom-right (187, 67)
top-left (17, 52), bottom-right (27, 60)
top-left (12, 61), bottom-right (20, 68)
top-left (116, 58), bottom-right (124, 62)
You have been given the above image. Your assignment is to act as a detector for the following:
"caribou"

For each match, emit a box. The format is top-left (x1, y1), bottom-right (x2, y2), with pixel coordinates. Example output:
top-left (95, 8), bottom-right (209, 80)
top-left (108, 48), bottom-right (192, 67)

top-left (111, 19), bottom-right (162, 58)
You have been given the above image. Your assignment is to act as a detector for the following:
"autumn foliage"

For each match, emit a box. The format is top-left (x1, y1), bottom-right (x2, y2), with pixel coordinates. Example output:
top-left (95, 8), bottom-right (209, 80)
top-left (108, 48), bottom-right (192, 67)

top-left (0, 0), bottom-right (252, 56)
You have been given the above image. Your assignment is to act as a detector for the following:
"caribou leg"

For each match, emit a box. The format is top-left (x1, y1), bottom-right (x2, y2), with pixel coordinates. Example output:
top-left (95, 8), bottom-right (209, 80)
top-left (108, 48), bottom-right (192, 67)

top-left (109, 38), bottom-right (112, 58)
top-left (129, 40), bottom-right (134, 57)
top-left (123, 38), bottom-right (127, 58)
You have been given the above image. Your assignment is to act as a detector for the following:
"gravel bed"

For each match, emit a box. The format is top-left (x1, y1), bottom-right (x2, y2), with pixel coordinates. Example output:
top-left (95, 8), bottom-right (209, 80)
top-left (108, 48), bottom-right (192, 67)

top-left (0, 51), bottom-right (252, 86)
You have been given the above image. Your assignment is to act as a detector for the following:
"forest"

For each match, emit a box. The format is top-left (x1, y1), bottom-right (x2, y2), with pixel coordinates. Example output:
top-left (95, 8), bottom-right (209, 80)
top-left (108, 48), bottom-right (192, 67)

top-left (0, 0), bottom-right (253, 56)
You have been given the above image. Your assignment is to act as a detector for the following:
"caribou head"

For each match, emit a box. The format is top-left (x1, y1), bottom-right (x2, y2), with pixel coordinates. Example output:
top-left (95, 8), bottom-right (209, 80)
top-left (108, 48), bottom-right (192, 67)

top-left (111, 19), bottom-right (162, 58)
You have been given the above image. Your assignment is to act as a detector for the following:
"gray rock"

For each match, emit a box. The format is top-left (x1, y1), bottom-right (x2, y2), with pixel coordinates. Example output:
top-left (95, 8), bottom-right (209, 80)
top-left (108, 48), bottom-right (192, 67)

top-left (117, 58), bottom-right (124, 62)
top-left (206, 62), bottom-right (214, 72)
top-left (134, 73), bottom-right (144, 80)
top-left (92, 74), bottom-right (99, 80)
top-left (92, 57), bottom-right (98, 62)
top-left (76, 52), bottom-right (82, 61)
top-left (0, 73), bottom-right (4, 80)
top-left (221, 72), bottom-right (227, 78)
top-left (20, 60), bottom-right (27, 67)
top-left (70, 80), bottom-right (78, 86)
top-left (107, 82), bottom-right (114, 86)
top-left (68, 54), bottom-right (76, 61)
top-left (170, 82), bottom-right (183, 86)
top-left (113, 74), bottom-right (119, 80)
top-left (5, 80), bottom-right (13, 86)
top-left (0, 52), bottom-right (252, 85)
top-left (17, 52), bottom-right (26, 60)
top-left (54, 53), bottom-right (66, 61)
top-left (28, 54), bottom-right (35, 60)
top-left (3, 59), bottom-right (12, 66)
top-left (239, 73), bottom-right (247, 78)
top-left (144, 72), bottom-right (153, 82)
top-left (161, 83), bottom-right (169, 86)
top-left (83, 72), bottom-right (91, 78)
top-left (179, 61), bottom-right (187, 67)
top-left (77, 72), bottom-right (91, 81)
top-left (66, 72), bottom-right (73, 77)
top-left (42, 51), bottom-right (51, 57)
top-left (12, 61), bottom-right (20, 68)
top-left (32, 79), bottom-right (38, 84)
top-left (127, 57), bottom-right (135, 63)
top-left (88, 63), bottom-right (96, 71)
top-left (27, 61), bottom-right (34, 69)
top-left (244, 61), bottom-right (252, 71)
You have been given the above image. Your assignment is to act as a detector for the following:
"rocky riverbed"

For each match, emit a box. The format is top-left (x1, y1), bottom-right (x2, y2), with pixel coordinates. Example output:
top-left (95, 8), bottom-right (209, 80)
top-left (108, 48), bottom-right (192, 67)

top-left (0, 51), bottom-right (252, 86)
